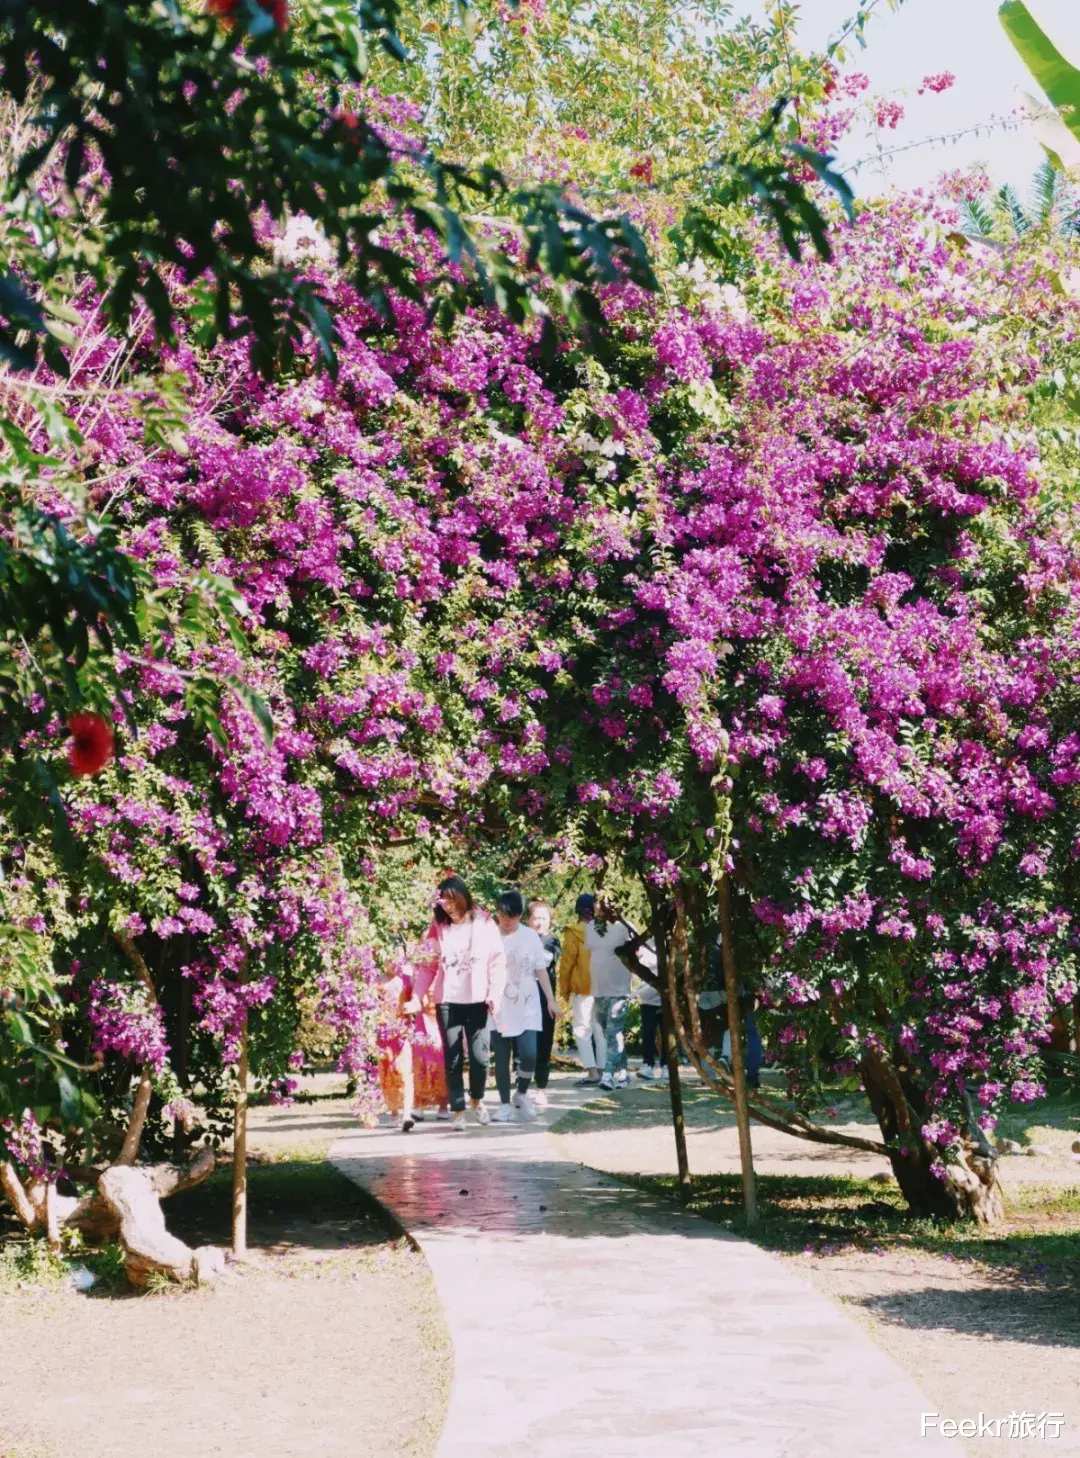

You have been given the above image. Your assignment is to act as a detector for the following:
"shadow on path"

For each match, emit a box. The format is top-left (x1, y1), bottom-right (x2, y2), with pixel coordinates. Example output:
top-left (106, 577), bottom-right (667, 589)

top-left (332, 1077), bottom-right (953, 1458)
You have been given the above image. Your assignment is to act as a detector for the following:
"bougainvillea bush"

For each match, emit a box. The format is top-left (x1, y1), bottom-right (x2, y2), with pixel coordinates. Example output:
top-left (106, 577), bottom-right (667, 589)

top-left (524, 197), bottom-right (1080, 1220)
top-left (4, 161), bottom-right (1080, 1229)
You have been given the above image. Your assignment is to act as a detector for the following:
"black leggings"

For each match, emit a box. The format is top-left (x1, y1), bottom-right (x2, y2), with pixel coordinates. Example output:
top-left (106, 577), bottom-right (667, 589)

top-left (640, 1003), bottom-right (662, 1066)
top-left (534, 997), bottom-right (555, 1089)
top-left (492, 1029), bottom-right (537, 1104)
top-left (436, 1002), bottom-right (490, 1112)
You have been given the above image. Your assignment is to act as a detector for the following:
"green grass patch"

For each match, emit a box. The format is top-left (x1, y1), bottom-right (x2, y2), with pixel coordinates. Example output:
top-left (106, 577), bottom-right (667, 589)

top-left (0, 1233), bottom-right (129, 1296)
top-left (628, 1169), bottom-right (1080, 1295)
top-left (167, 1148), bottom-right (395, 1254)
top-left (1, 1149), bottom-right (398, 1295)
top-left (0, 1237), bottom-right (69, 1292)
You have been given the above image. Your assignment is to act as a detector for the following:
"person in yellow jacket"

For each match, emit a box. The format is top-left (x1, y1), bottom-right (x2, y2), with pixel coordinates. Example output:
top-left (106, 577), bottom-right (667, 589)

top-left (558, 893), bottom-right (603, 1086)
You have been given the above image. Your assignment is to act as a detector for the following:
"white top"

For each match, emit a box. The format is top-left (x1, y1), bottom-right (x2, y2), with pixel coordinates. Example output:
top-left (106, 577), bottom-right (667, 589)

top-left (496, 924), bottom-right (548, 1036)
top-left (586, 919), bottom-right (633, 997)
top-left (634, 941), bottom-right (662, 1006)
top-left (413, 911), bottom-right (507, 1008)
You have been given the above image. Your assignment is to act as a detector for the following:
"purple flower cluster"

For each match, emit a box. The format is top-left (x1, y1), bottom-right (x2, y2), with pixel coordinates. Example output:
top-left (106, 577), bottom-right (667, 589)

top-left (87, 980), bottom-right (170, 1074)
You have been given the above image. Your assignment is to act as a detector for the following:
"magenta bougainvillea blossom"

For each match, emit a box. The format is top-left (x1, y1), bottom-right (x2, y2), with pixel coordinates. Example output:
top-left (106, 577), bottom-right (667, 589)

top-left (5, 158), bottom-right (1080, 1201)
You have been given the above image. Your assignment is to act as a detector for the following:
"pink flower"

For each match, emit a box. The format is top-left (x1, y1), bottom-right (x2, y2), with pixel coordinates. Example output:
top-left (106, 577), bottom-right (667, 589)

top-left (920, 72), bottom-right (956, 94)
top-left (874, 99), bottom-right (905, 130)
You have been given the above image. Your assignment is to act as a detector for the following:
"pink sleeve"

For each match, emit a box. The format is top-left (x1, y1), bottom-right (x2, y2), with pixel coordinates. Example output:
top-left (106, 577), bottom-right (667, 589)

top-left (411, 922), bottom-right (441, 1003)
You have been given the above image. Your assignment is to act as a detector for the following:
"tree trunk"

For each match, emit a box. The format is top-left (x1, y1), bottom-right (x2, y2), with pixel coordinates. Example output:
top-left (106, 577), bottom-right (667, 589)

top-left (661, 997), bottom-right (692, 1204)
top-left (0, 1161), bottom-right (41, 1229)
top-left (173, 963), bottom-right (191, 1160)
top-left (650, 908), bottom-right (692, 1203)
top-left (860, 1055), bottom-right (1004, 1225)
top-left (718, 878), bottom-right (758, 1227)
top-left (232, 1009), bottom-right (249, 1259)
top-left (99, 1148), bottom-right (222, 1287)
top-left (117, 1067), bottom-right (153, 1166)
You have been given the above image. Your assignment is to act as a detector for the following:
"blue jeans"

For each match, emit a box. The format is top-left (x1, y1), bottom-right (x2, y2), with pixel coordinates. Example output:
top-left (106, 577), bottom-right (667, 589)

top-left (722, 1012), bottom-right (762, 1088)
top-left (594, 995), bottom-right (629, 1075)
top-left (640, 1003), bottom-right (662, 1067)
top-left (492, 1029), bottom-right (537, 1104)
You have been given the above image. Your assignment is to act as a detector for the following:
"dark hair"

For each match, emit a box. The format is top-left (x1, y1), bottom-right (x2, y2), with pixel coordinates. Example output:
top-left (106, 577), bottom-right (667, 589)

top-left (434, 875), bottom-right (474, 926)
top-left (575, 892), bottom-right (596, 919)
top-left (497, 889), bottom-right (525, 919)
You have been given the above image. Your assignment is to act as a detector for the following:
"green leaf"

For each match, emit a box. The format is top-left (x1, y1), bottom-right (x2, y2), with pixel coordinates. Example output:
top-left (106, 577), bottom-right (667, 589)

top-left (57, 1072), bottom-right (83, 1124)
top-left (1000, 2), bottom-right (1080, 142)
top-left (788, 144), bottom-right (856, 222)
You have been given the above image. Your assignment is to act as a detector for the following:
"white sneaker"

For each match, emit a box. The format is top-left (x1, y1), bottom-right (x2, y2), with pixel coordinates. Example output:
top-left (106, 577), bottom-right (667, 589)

top-left (512, 1091), bottom-right (538, 1120)
top-left (491, 1103), bottom-right (514, 1123)
top-left (599, 1072), bottom-right (615, 1090)
top-left (436, 1108), bottom-right (451, 1121)
top-left (472, 1102), bottom-right (491, 1126)
top-left (531, 1089), bottom-right (548, 1110)
top-left (451, 1112), bottom-right (467, 1132)
top-left (614, 1069), bottom-right (630, 1088)
top-left (411, 1108), bottom-right (426, 1121)
top-left (637, 1065), bottom-right (657, 1081)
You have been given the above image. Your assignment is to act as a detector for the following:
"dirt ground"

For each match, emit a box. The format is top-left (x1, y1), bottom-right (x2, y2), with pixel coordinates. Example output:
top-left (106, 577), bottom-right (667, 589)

top-left (552, 1076), bottom-right (1080, 1458)
top-left (785, 1244), bottom-right (1080, 1457)
top-left (0, 1088), bottom-right (451, 1458)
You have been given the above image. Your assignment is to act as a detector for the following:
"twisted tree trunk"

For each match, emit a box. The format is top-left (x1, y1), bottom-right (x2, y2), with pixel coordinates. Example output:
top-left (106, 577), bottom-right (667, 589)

top-left (99, 1147), bottom-right (224, 1286)
top-left (652, 873), bottom-right (1005, 1228)
top-left (860, 1055), bottom-right (1004, 1226)
top-left (1, 1146), bottom-right (221, 1279)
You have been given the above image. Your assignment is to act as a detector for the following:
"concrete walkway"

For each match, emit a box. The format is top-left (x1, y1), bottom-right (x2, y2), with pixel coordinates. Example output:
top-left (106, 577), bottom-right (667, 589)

top-left (331, 1075), bottom-right (950, 1458)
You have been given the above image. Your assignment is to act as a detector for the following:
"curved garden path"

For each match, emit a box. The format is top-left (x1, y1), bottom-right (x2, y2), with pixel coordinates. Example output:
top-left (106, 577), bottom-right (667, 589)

top-left (332, 1075), bottom-right (951, 1458)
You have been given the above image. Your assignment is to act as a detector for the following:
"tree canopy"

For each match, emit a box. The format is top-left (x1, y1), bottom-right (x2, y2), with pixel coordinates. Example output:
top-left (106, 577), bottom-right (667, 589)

top-left (5, 0), bottom-right (1080, 1244)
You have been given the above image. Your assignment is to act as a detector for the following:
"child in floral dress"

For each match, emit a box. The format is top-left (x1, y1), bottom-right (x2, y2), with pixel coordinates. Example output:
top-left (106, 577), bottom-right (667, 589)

top-left (376, 963), bottom-right (449, 1130)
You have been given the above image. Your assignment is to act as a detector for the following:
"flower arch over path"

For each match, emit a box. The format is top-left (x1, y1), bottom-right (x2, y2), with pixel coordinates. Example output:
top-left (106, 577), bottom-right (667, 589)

top-left (4, 188), bottom-right (1080, 1236)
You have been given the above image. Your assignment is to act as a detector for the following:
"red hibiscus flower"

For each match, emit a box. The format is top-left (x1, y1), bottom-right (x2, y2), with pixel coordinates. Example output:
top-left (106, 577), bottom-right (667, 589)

top-left (68, 714), bottom-right (115, 778)
top-left (207, 0), bottom-right (288, 35)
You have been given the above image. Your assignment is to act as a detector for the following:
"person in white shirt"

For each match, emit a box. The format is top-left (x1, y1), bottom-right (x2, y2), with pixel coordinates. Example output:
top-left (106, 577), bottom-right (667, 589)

top-left (587, 900), bottom-right (634, 1091)
top-left (412, 876), bottom-right (507, 1131)
top-left (492, 890), bottom-right (557, 1122)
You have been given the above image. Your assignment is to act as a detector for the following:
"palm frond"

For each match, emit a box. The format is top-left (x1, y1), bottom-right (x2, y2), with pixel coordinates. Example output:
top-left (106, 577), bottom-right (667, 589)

top-left (996, 184), bottom-right (1031, 236)
top-left (958, 196), bottom-right (995, 240)
top-left (1029, 157), bottom-right (1064, 221)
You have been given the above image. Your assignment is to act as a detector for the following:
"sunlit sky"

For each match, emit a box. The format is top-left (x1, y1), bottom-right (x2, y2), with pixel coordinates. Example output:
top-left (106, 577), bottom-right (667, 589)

top-left (741, 0), bottom-right (1080, 200)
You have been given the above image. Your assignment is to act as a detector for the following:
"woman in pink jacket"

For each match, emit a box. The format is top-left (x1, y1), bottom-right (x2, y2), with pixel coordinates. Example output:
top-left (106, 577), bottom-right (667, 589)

top-left (411, 876), bottom-right (507, 1131)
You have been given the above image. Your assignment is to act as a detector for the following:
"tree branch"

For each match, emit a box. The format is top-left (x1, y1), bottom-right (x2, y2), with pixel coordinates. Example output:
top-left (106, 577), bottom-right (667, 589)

top-left (0, 1159), bottom-right (40, 1230)
top-left (110, 932), bottom-right (159, 1166)
top-left (116, 1067), bottom-right (153, 1167)
top-left (660, 949), bottom-right (891, 1157)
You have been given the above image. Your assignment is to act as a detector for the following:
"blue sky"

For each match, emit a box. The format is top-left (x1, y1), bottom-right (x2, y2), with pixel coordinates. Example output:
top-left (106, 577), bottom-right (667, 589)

top-left (743, 0), bottom-right (1080, 199)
